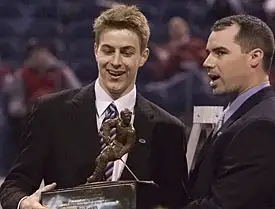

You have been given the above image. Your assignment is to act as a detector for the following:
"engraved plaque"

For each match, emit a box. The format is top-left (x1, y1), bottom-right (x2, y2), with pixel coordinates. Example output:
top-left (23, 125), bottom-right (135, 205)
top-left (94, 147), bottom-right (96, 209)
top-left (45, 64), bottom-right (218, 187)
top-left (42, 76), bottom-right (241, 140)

top-left (42, 181), bottom-right (158, 209)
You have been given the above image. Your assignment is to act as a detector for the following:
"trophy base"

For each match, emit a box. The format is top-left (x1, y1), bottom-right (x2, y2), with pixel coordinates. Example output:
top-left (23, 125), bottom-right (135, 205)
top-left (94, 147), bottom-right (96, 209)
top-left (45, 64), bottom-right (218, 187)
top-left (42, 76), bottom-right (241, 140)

top-left (41, 180), bottom-right (158, 209)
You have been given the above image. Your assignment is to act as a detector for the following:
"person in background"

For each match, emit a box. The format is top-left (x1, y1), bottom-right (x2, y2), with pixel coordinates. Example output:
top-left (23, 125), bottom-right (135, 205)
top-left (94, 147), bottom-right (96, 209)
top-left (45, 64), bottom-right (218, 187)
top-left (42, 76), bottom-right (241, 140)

top-left (14, 39), bottom-right (81, 112)
top-left (0, 58), bottom-right (14, 176)
top-left (6, 40), bottom-right (82, 150)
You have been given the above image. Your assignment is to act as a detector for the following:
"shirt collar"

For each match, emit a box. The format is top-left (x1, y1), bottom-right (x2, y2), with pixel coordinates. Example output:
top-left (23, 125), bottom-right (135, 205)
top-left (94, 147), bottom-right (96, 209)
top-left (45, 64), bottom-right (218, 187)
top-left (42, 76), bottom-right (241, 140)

top-left (224, 81), bottom-right (270, 122)
top-left (95, 79), bottom-right (136, 117)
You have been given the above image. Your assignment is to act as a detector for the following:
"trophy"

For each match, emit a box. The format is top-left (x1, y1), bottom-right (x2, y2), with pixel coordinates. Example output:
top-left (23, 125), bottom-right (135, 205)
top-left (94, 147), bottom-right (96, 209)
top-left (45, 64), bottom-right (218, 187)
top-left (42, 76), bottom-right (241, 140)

top-left (42, 108), bottom-right (158, 209)
top-left (87, 108), bottom-right (137, 183)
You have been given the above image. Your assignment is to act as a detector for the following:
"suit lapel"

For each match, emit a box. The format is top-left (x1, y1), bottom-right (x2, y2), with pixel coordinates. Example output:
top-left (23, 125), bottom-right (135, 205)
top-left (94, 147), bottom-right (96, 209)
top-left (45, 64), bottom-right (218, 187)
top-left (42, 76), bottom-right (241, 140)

top-left (67, 82), bottom-right (101, 169)
top-left (121, 93), bottom-right (155, 180)
top-left (68, 86), bottom-right (156, 180)
top-left (217, 86), bottom-right (275, 137)
top-left (190, 86), bottom-right (275, 178)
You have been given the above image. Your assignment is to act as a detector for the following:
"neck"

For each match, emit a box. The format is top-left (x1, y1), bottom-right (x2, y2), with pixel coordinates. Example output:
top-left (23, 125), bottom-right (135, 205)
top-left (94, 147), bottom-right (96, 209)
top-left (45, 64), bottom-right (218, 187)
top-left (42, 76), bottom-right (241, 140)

top-left (242, 73), bottom-right (269, 92)
top-left (98, 79), bottom-right (135, 100)
top-left (228, 75), bottom-right (269, 103)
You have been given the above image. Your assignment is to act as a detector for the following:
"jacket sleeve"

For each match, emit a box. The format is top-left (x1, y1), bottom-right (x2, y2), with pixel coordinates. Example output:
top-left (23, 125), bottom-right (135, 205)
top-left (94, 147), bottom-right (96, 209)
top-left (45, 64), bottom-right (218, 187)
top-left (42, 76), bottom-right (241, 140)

top-left (155, 121), bottom-right (189, 208)
top-left (0, 98), bottom-right (51, 209)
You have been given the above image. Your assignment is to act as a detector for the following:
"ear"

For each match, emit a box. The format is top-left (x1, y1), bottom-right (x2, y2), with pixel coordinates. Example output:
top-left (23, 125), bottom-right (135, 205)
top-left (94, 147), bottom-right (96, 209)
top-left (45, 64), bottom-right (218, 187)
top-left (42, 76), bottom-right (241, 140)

top-left (139, 48), bottom-right (150, 67)
top-left (249, 48), bottom-right (264, 68)
top-left (94, 43), bottom-right (98, 59)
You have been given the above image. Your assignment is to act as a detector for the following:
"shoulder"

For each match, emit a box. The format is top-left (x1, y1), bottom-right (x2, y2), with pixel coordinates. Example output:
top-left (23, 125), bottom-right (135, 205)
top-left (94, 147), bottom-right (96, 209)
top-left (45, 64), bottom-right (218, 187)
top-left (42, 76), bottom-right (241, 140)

top-left (30, 81), bottom-right (95, 115)
top-left (224, 119), bottom-right (275, 161)
top-left (24, 88), bottom-right (81, 122)
top-left (237, 96), bottom-right (275, 126)
top-left (227, 119), bottom-right (275, 147)
top-left (238, 119), bottom-right (275, 133)
top-left (137, 93), bottom-right (185, 129)
top-left (36, 88), bottom-right (81, 109)
top-left (255, 93), bottom-right (275, 106)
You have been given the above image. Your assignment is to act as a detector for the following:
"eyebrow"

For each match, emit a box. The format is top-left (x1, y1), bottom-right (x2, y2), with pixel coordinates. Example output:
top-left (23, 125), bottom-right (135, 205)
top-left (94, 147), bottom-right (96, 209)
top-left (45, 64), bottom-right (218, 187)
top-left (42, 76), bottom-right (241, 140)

top-left (101, 44), bottom-right (136, 50)
top-left (101, 44), bottom-right (113, 49)
top-left (206, 46), bottom-right (229, 54)
top-left (121, 46), bottom-right (136, 51)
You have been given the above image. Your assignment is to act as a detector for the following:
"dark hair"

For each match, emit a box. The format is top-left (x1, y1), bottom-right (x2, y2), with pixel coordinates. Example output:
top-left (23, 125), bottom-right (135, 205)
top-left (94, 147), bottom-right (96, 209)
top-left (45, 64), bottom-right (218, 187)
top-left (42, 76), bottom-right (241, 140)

top-left (212, 14), bottom-right (275, 72)
top-left (26, 38), bottom-right (57, 58)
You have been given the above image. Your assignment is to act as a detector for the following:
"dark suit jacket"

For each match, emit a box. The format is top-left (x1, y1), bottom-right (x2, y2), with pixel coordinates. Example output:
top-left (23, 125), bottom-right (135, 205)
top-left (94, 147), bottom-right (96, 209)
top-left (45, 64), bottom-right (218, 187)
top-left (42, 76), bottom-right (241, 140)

top-left (185, 86), bottom-right (275, 209)
top-left (0, 82), bottom-right (188, 209)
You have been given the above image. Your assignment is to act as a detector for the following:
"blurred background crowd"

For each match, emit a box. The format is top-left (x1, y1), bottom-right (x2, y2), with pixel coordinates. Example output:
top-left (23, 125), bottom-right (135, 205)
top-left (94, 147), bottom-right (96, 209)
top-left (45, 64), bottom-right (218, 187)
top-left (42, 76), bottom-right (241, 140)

top-left (0, 0), bottom-right (275, 177)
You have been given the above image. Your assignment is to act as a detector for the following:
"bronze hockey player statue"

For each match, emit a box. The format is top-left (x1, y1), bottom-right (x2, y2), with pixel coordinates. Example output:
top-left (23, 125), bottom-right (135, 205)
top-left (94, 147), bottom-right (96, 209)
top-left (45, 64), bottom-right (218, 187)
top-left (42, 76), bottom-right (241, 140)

top-left (87, 108), bottom-right (136, 183)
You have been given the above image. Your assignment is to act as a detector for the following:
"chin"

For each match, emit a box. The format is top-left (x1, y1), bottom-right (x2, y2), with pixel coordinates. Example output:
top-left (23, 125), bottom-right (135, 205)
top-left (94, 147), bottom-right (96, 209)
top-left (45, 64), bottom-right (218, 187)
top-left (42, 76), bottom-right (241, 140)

top-left (212, 87), bottom-right (226, 96)
top-left (107, 87), bottom-right (125, 97)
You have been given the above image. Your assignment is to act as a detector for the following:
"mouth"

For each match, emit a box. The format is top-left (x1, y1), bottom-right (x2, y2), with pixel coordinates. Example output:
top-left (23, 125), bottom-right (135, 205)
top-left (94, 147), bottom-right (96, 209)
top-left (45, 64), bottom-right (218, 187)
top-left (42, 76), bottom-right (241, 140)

top-left (208, 72), bottom-right (221, 86)
top-left (107, 70), bottom-right (126, 77)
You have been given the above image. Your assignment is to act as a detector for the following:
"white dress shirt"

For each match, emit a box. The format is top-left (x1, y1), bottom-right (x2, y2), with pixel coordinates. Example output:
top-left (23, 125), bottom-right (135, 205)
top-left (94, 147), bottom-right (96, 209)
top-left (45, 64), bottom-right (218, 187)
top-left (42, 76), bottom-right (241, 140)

top-left (95, 79), bottom-right (136, 181)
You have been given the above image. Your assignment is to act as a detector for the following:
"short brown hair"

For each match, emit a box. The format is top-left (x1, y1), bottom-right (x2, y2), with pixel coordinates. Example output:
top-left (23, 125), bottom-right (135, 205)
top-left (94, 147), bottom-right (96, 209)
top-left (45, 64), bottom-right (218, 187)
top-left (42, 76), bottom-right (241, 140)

top-left (93, 4), bottom-right (150, 52)
top-left (212, 14), bottom-right (275, 72)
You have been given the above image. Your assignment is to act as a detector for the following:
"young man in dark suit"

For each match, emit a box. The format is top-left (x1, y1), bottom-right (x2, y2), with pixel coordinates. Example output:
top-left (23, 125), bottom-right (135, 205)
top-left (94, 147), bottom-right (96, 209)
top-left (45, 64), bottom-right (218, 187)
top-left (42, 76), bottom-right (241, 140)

top-left (0, 5), bottom-right (188, 209)
top-left (185, 14), bottom-right (275, 208)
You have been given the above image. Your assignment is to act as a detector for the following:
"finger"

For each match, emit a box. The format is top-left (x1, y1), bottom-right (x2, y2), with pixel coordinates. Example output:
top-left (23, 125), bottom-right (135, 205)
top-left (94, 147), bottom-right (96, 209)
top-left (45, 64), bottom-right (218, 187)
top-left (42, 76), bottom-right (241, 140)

top-left (39, 182), bottom-right (57, 193)
top-left (32, 202), bottom-right (50, 209)
top-left (31, 183), bottom-right (57, 203)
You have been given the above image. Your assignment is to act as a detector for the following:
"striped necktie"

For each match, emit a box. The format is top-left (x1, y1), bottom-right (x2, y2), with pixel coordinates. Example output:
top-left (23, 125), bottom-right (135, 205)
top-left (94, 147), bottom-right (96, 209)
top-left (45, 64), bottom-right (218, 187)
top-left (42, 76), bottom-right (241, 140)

top-left (213, 109), bottom-right (226, 135)
top-left (100, 103), bottom-right (118, 181)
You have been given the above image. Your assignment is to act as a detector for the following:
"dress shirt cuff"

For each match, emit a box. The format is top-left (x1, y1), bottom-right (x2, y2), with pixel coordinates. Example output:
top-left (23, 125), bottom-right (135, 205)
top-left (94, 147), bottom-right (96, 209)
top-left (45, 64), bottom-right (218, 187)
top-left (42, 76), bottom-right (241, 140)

top-left (17, 196), bottom-right (28, 209)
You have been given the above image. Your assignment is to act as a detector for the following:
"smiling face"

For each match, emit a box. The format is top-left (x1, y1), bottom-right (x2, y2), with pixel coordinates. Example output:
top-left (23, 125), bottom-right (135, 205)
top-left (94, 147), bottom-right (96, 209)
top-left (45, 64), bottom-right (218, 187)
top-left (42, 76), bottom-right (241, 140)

top-left (95, 29), bottom-right (149, 99)
top-left (204, 24), bottom-right (254, 96)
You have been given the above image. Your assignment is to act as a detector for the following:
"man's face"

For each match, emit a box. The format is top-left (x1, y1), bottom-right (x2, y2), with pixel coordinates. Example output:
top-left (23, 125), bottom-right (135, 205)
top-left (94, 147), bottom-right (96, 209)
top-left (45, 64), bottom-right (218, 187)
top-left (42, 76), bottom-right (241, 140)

top-left (168, 17), bottom-right (189, 41)
top-left (95, 29), bottom-right (149, 98)
top-left (203, 24), bottom-right (251, 96)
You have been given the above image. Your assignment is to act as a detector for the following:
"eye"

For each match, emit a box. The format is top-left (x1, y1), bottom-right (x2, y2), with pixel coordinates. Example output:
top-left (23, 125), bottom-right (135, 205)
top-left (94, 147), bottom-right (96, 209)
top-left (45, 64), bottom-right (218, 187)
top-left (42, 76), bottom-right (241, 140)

top-left (100, 46), bottom-right (114, 55)
top-left (121, 50), bottom-right (134, 57)
top-left (215, 51), bottom-right (226, 57)
top-left (102, 49), bottom-right (114, 55)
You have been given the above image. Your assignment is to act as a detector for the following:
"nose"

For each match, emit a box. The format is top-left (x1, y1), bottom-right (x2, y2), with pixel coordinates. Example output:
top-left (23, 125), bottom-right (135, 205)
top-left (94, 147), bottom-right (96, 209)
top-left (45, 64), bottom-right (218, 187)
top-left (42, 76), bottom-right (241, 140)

top-left (111, 51), bottom-right (122, 69)
top-left (203, 54), bottom-right (215, 72)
